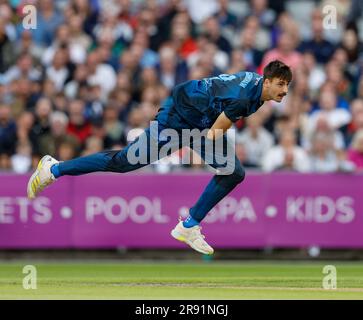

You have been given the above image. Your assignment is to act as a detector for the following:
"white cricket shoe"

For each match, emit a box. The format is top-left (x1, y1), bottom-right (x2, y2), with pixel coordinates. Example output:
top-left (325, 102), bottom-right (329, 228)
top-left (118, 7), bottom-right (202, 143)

top-left (27, 155), bottom-right (59, 200)
top-left (171, 220), bottom-right (214, 255)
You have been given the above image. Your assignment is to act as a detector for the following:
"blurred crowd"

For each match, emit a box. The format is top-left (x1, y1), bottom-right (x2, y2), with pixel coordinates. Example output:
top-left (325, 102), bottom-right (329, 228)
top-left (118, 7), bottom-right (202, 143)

top-left (1, 0), bottom-right (363, 174)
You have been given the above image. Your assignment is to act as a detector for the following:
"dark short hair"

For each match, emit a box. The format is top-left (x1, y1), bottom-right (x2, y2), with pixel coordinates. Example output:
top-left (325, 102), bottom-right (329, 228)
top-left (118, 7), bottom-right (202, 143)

top-left (263, 60), bottom-right (292, 83)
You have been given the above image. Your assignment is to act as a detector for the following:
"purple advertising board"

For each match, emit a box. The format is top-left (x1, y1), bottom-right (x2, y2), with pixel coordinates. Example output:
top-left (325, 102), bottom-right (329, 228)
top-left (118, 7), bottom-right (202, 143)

top-left (0, 172), bottom-right (362, 249)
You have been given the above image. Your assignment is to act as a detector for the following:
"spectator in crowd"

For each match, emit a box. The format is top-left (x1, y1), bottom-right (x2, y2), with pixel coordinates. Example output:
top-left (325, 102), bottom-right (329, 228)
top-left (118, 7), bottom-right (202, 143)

top-left (2, 53), bottom-right (42, 85)
top-left (298, 9), bottom-right (336, 64)
top-left (248, 0), bottom-right (276, 29)
top-left (236, 114), bottom-right (274, 168)
top-left (157, 45), bottom-right (188, 91)
top-left (308, 131), bottom-right (342, 172)
top-left (202, 16), bottom-right (232, 55)
top-left (260, 31), bottom-right (302, 72)
top-left (262, 130), bottom-right (310, 172)
top-left (214, 0), bottom-right (238, 30)
top-left (11, 140), bottom-right (32, 174)
top-left (0, 20), bottom-right (15, 74)
top-left (67, 99), bottom-right (92, 145)
top-left (48, 110), bottom-right (80, 158)
top-left (23, 0), bottom-right (64, 47)
top-left (307, 85), bottom-right (351, 137)
top-left (347, 129), bottom-right (363, 172)
top-left (0, 104), bottom-right (17, 156)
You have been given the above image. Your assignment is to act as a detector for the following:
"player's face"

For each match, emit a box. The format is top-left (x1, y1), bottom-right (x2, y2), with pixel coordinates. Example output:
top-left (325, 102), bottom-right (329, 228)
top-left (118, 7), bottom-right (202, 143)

top-left (268, 78), bottom-right (289, 102)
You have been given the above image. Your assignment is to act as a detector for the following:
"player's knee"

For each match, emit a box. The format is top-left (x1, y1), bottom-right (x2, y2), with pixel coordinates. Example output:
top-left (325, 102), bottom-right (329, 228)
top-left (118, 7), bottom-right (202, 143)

top-left (232, 166), bottom-right (245, 184)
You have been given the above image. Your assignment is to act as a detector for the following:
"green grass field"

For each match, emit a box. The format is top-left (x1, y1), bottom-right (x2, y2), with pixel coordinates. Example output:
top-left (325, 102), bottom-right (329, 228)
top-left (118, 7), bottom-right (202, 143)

top-left (0, 261), bottom-right (363, 299)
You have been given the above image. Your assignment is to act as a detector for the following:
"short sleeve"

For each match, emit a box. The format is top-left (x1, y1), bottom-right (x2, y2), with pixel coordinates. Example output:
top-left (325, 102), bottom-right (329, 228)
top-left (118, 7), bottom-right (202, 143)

top-left (223, 99), bottom-right (249, 122)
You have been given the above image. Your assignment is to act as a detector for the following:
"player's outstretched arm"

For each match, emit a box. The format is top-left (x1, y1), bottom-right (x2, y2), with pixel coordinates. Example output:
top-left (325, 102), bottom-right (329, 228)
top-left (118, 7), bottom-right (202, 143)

top-left (207, 112), bottom-right (233, 140)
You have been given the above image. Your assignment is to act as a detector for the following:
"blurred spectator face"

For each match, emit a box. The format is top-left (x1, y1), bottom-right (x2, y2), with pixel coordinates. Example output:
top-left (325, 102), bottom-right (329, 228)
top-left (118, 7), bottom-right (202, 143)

top-left (73, 0), bottom-right (89, 12)
top-left (128, 108), bottom-right (146, 128)
top-left (69, 100), bottom-right (85, 125)
top-left (203, 17), bottom-right (220, 38)
top-left (138, 8), bottom-right (156, 28)
top-left (16, 78), bottom-right (32, 97)
top-left (139, 102), bottom-right (158, 121)
top-left (302, 52), bottom-right (316, 71)
top-left (58, 142), bottom-right (76, 161)
top-left (0, 105), bottom-right (11, 124)
top-left (50, 111), bottom-right (68, 136)
top-left (159, 46), bottom-right (177, 72)
top-left (97, 45), bottom-right (112, 63)
top-left (53, 50), bottom-right (67, 69)
top-left (39, 0), bottom-right (54, 12)
top-left (319, 89), bottom-right (337, 111)
top-left (91, 122), bottom-right (106, 139)
top-left (35, 98), bottom-right (52, 120)
top-left (113, 89), bottom-right (131, 108)
top-left (219, 0), bottom-right (229, 11)
top-left (74, 64), bottom-right (88, 82)
top-left (17, 112), bottom-right (34, 132)
top-left (18, 54), bottom-right (33, 73)
top-left (351, 99), bottom-right (363, 117)
top-left (311, 9), bottom-right (323, 37)
top-left (246, 114), bottom-right (262, 132)
top-left (69, 15), bottom-right (84, 34)
top-left (278, 32), bottom-right (295, 53)
top-left (141, 67), bottom-right (158, 87)
top-left (241, 28), bottom-right (256, 48)
top-left (352, 130), bottom-right (363, 153)
top-left (120, 50), bottom-right (138, 72)
top-left (116, 72), bottom-right (132, 91)
top-left (279, 131), bottom-right (296, 149)
top-left (87, 52), bottom-right (100, 74)
top-left (326, 63), bottom-right (343, 85)
top-left (20, 31), bottom-right (33, 49)
top-left (141, 86), bottom-right (159, 104)
top-left (104, 107), bottom-right (118, 123)
top-left (229, 49), bottom-right (246, 71)
top-left (84, 136), bottom-right (103, 154)
top-left (43, 79), bottom-right (57, 98)
top-left (171, 14), bottom-right (190, 42)
top-left (251, 0), bottom-right (267, 13)
top-left (332, 48), bottom-right (348, 67)
top-left (0, 154), bottom-right (11, 170)
top-left (354, 112), bottom-right (363, 129)
top-left (342, 29), bottom-right (358, 51)
top-left (244, 16), bottom-right (259, 31)
top-left (56, 24), bottom-right (70, 44)
top-left (316, 116), bottom-right (332, 132)
top-left (311, 132), bottom-right (333, 155)
top-left (235, 143), bottom-right (247, 163)
top-left (0, 4), bottom-right (12, 23)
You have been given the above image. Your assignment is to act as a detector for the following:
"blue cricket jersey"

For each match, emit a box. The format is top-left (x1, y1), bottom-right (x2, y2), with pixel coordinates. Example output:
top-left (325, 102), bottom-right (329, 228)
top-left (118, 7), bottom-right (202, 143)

top-left (171, 71), bottom-right (264, 129)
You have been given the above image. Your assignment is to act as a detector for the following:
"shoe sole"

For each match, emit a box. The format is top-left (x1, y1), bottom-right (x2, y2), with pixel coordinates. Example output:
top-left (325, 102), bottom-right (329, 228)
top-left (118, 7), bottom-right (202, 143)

top-left (26, 155), bottom-right (49, 200)
top-left (170, 229), bottom-right (214, 255)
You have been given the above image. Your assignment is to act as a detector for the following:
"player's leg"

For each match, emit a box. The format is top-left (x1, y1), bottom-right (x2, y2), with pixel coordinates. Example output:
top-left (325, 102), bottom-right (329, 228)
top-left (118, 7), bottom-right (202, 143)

top-left (171, 134), bottom-right (245, 254)
top-left (27, 123), bottom-right (180, 199)
top-left (188, 135), bottom-right (245, 223)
